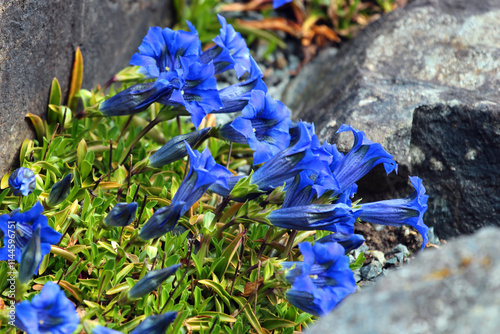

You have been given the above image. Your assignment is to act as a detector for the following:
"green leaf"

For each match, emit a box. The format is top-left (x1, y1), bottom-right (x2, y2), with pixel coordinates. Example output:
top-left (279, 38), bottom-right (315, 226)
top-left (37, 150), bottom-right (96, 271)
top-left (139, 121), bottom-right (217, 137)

top-left (77, 139), bottom-right (87, 170)
top-left (261, 318), bottom-right (296, 330)
top-left (350, 252), bottom-right (366, 270)
top-left (26, 113), bottom-right (46, 143)
top-left (97, 269), bottom-right (113, 301)
top-left (213, 231), bottom-right (244, 277)
top-left (198, 280), bottom-right (232, 309)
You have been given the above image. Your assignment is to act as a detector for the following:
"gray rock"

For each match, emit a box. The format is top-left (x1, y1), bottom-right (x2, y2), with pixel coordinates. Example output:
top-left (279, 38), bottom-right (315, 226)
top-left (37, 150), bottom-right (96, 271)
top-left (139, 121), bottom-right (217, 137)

top-left (370, 250), bottom-right (386, 267)
top-left (0, 0), bottom-right (172, 175)
top-left (282, 0), bottom-right (500, 239)
top-left (427, 227), bottom-right (441, 246)
top-left (306, 227), bottom-right (500, 334)
top-left (360, 260), bottom-right (383, 280)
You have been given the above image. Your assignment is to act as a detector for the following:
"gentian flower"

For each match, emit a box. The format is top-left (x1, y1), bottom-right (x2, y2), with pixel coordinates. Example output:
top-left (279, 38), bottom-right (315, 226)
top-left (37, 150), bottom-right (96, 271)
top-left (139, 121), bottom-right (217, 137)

top-left (215, 57), bottom-right (267, 114)
top-left (139, 202), bottom-right (185, 240)
top-left (0, 202), bottom-right (61, 264)
top-left (159, 57), bottom-right (222, 128)
top-left (18, 225), bottom-right (42, 283)
top-left (129, 25), bottom-right (201, 79)
top-left (219, 90), bottom-right (291, 164)
top-left (148, 128), bottom-right (211, 168)
top-left (268, 203), bottom-right (358, 234)
top-left (9, 167), bottom-right (36, 196)
top-left (46, 173), bottom-right (73, 207)
top-left (316, 233), bottom-right (365, 253)
top-left (273, 0), bottom-right (293, 9)
top-left (282, 241), bottom-right (356, 317)
top-left (282, 169), bottom-right (339, 208)
top-left (331, 125), bottom-right (397, 193)
top-left (249, 122), bottom-right (332, 192)
top-left (140, 143), bottom-right (232, 239)
top-left (15, 281), bottom-right (80, 334)
top-left (130, 312), bottom-right (177, 334)
top-left (99, 79), bottom-right (172, 116)
top-left (358, 176), bottom-right (429, 250)
top-left (200, 14), bottom-right (252, 78)
top-left (104, 202), bottom-right (138, 227)
top-left (128, 264), bottom-right (181, 299)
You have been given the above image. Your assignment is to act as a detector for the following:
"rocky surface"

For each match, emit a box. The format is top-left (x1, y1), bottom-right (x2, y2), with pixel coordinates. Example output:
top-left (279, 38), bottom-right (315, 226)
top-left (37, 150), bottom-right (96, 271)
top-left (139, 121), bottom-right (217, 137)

top-left (306, 227), bottom-right (500, 334)
top-left (282, 0), bottom-right (500, 238)
top-left (0, 0), bottom-right (172, 175)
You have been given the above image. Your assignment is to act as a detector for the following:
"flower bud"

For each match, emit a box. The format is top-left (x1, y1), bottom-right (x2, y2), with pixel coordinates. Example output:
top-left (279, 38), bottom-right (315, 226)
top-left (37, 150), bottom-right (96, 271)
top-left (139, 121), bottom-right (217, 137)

top-left (46, 173), bottom-right (73, 207)
top-left (104, 202), bottom-right (138, 227)
top-left (18, 225), bottom-right (42, 284)
top-left (9, 167), bottom-right (36, 197)
top-left (128, 264), bottom-right (181, 299)
top-left (130, 312), bottom-right (177, 334)
top-left (139, 201), bottom-right (185, 240)
top-left (148, 128), bottom-right (211, 168)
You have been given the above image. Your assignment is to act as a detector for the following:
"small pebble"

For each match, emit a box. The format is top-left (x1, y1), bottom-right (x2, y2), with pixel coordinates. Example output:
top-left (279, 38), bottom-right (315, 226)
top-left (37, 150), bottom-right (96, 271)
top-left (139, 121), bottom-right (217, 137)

top-left (360, 261), bottom-right (383, 280)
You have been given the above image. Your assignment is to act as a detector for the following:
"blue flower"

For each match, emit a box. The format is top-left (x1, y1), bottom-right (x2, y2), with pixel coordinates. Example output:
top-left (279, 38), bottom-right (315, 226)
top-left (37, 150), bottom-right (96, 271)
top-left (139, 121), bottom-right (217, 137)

top-left (140, 143), bottom-right (232, 239)
top-left (149, 128), bottom-right (211, 168)
top-left (268, 203), bottom-right (358, 234)
top-left (18, 225), bottom-right (42, 283)
top-left (130, 312), bottom-right (177, 334)
top-left (358, 176), bottom-right (429, 250)
top-left (172, 143), bottom-right (232, 212)
top-left (46, 173), bottom-right (73, 207)
top-left (129, 25), bottom-right (201, 79)
top-left (282, 169), bottom-right (339, 208)
top-left (219, 90), bottom-right (291, 164)
top-left (104, 202), bottom-right (138, 227)
top-left (0, 202), bottom-right (61, 264)
top-left (273, 0), bottom-right (293, 9)
top-left (99, 79), bottom-right (173, 116)
top-left (9, 167), bottom-right (36, 197)
top-left (159, 57), bottom-right (222, 128)
top-left (139, 202), bottom-right (185, 240)
top-left (331, 125), bottom-right (397, 193)
top-left (250, 122), bottom-right (332, 192)
top-left (15, 281), bottom-right (80, 334)
top-left (200, 15), bottom-right (252, 78)
top-left (128, 264), bottom-right (181, 299)
top-left (282, 241), bottom-right (356, 317)
top-left (215, 57), bottom-right (267, 114)
top-left (316, 233), bottom-right (365, 253)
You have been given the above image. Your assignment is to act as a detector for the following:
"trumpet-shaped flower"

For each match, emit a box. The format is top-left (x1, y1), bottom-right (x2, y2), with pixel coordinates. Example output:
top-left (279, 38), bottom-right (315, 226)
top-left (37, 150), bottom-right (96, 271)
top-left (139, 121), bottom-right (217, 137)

top-left (18, 225), bottom-right (42, 283)
top-left (268, 203), bottom-right (358, 234)
top-left (148, 128), bottom-right (211, 168)
top-left (282, 169), bottom-right (339, 208)
top-left (219, 90), bottom-right (291, 164)
top-left (9, 167), bottom-right (36, 197)
top-left (15, 281), bottom-right (80, 334)
top-left (215, 57), bottom-right (267, 114)
top-left (99, 79), bottom-right (173, 116)
top-left (359, 176), bottom-right (429, 250)
top-left (332, 125), bottom-right (397, 193)
top-left (104, 202), bottom-right (138, 227)
top-left (0, 202), bottom-right (61, 264)
top-left (159, 57), bottom-right (222, 128)
top-left (250, 122), bottom-right (332, 192)
top-left (282, 241), bottom-right (356, 317)
top-left (129, 25), bottom-right (201, 78)
top-left (200, 15), bottom-right (252, 78)
top-left (46, 173), bottom-right (73, 207)
top-left (130, 312), bottom-right (177, 334)
top-left (128, 264), bottom-right (181, 299)
top-left (140, 143), bottom-right (232, 239)
top-left (273, 0), bottom-right (293, 9)
top-left (316, 233), bottom-right (365, 253)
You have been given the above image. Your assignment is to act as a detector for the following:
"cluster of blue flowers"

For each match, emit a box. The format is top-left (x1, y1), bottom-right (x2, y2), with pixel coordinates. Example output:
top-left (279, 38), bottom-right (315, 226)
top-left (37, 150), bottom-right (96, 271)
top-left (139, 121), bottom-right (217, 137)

top-left (1, 13), bottom-right (429, 333)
